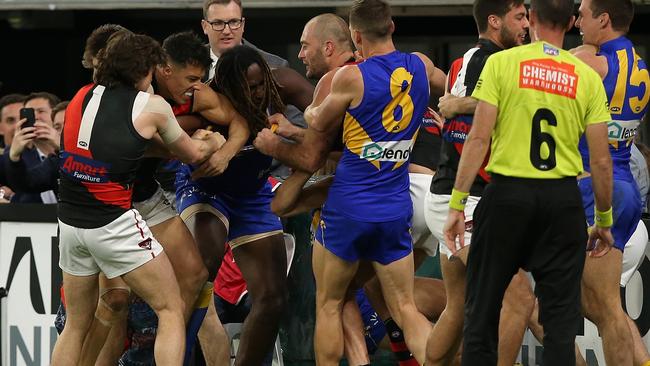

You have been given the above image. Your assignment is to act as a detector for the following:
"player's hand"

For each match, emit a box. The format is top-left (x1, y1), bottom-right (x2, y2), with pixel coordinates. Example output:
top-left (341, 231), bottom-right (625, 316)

top-left (443, 209), bottom-right (467, 255)
top-left (438, 94), bottom-right (460, 119)
top-left (428, 107), bottom-right (444, 130)
top-left (586, 225), bottom-right (614, 258)
top-left (9, 118), bottom-right (36, 162)
top-left (192, 149), bottom-right (230, 179)
top-left (192, 128), bottom-right (213, 141)
top-left (268, 113), bottom-right (304, 141)
top-left (253, 128), bottom-right (281, 157)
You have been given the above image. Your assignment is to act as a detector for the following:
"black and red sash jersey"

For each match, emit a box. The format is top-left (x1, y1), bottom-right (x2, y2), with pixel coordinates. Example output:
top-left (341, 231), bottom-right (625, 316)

top-left (410, 107), bottom-right (442, 171)
top-left (58, 84), bottom-right (150, 228)
top-left (131, 95), bottom-right (194, 202)
top-left (431, 39), bottom-right (502, 196)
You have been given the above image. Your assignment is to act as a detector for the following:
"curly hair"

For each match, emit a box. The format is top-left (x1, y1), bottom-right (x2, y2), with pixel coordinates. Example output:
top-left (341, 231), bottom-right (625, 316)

top-left (95, 33), bottom-right (166, 89)
top-left (82, 24), bottom-right (131, 69)
top-left (211, 45), bottom-right (285, 135)
top-left (163, 31), bottom-right (212, 71)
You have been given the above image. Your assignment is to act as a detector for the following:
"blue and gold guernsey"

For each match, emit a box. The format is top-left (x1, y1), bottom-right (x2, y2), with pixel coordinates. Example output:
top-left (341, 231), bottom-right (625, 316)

top-left (578, 36), bottom-right (650, 182)
top-left (577, 36), bottom-right (649, 251)
top-left (325, 50), bottom-right (429, 222)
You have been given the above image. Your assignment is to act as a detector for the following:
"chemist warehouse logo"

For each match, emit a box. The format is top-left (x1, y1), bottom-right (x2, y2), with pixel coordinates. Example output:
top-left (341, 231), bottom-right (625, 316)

top-left (360, 140), bottom-right (413, 162)
top-left (519, 59), bottom-right (578, 99)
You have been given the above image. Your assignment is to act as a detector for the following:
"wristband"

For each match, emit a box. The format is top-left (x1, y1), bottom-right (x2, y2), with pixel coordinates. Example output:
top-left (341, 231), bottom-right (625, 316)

top-left (594, 207), bottom-right (613, 228)
top-left (449, 188), bottom-right (469, 211)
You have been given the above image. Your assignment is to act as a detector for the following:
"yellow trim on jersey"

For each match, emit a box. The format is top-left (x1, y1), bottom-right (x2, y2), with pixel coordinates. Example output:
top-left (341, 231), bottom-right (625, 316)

top-left (343, 112), bottom-right (380, 169)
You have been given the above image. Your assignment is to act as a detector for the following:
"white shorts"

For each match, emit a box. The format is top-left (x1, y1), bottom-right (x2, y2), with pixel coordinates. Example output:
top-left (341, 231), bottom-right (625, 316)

top-left (58, 209), bottom-right (164, 279)
top-left (621, 220), bottom-right (648, 287)
top-left (133, 186), bottom-right (177, 227)
top-left (424, 191), bottom-right (481, 259)
top-left (410, 173), bottom-right (438, 257)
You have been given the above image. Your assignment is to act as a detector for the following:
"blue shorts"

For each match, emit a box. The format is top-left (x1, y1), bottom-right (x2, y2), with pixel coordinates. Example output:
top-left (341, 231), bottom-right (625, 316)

top-left (579, 177), bottom-right (641, 251)
top-left (176, 175), bottom-right (282, 247)
top-left (356, 289), bottom-right (386, 355)
top-left (315, 206), bottom-right (413, 264)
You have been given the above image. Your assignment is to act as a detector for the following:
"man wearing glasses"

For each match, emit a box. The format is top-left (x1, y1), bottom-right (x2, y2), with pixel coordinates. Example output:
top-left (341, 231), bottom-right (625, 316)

top-left (201, 0), bottom-right (289, 80)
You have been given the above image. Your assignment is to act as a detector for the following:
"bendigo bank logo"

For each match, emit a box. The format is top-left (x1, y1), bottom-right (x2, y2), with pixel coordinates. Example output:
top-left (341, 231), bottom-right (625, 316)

top-left (360, 140), bottom-right (413, 162)
top-left (60, 152), bottom-right (110, 183)
top-left (520, 59), bottom-right (578, 99)
top-left (607, 120), bottom-right (639, 142)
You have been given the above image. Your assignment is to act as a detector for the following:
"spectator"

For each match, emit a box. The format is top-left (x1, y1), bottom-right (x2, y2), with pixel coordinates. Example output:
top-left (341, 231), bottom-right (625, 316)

top-left (4, 102), bottom-right (69, 195)
top-left (0, 94), bottom-right (25, 202)
top-left (51, 101), bottom-right (68, 134)
top-left (201, 0), bottom-right (308, 128)
top-left (3, 91), bottom-right (60, 203)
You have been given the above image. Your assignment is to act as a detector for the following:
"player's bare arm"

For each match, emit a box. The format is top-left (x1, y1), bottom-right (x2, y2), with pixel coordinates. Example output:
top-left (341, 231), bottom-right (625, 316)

top-left (136, 95), bottom-right (222, 165)
top-left (271, 171), bottom-right (333, 218)
top-left (571, 45), bottom-right (608, 79)
top-left (413, 52), bottom-right (446, 97)
top-left (254, 65), bottom-right (360, 172)
top-left (584, 122), bottom-right (615, 256)
top-left (273, 66), bottom-right (316, 112)
top-left (192, 84), bottom-right (250, 177)
top-left (438, 94), bottom-right (478, 119)
top-left (444, 100), bottom-right (497, 252)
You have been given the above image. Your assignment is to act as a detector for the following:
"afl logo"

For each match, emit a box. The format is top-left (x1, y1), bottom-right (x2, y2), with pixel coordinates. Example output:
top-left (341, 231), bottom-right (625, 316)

top-left (78, 141), bottom-right (88, 149)
top-left (610, 106), bottom-right (621, 113)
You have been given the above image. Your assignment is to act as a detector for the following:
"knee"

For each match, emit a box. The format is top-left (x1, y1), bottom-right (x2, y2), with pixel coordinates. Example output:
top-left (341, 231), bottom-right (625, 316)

top-left (100, 288), bottom-right (130, 313)
top-left (253, 287), bottom-right (288, 318)
top-left (181, 264), bottom-right (208, 293)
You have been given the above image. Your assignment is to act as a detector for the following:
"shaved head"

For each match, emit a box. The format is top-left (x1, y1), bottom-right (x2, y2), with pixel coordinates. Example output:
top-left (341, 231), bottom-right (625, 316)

top-left (306, 13), bottom-right (354, 52)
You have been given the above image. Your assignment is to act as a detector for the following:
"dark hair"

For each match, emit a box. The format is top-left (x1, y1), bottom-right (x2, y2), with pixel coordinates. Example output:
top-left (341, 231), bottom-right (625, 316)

top-left (25, 92), bottom-right (60, 109)
top-left (95, 33), bottom-right (167, 89)
top-left (473, 0), bottom-right (525, 33)
top-left (530, 0), bottom-right (574, 30)
top-left (51, 101), bottom-right (69, 121)
top-left (203, 0), bottom-right (242, 19)
top-left (211, 45), bottom-right (285, 135)
top-left (163, 31), bottom-right (213, 71)
top-left (590, 0), bottom-right (634, 33)
top-left (349, 0), bottom-right (392, 40)
top-left (82, 24), bottom-right (131, 69)
top-left (0, 94), bottom-right (26, 115)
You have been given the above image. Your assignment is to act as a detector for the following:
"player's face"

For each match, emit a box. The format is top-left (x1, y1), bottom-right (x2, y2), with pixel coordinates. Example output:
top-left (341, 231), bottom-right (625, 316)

top-left (0, 102), bottom-right (22, 146)
top-left (576, 0), bottom-right (601, 46)
top-left (246, 63), bottom-right (266, 106)
top-left (53, 110), bottom-right (65, 135)
top-left (298, 24), bottom-right (329, 80)
top-left (25, 98), bottom-right (53, 125)
top-left (164, 63), bottom-right (205, 105)
top-left (499, 4), bottom-right (529, 49)
top-left (202, 2), bottom-right (245, 57)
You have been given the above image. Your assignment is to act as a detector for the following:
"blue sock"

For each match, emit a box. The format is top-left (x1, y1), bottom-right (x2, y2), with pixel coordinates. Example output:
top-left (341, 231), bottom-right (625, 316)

top-left (183, 282), bottom-right (213, 365)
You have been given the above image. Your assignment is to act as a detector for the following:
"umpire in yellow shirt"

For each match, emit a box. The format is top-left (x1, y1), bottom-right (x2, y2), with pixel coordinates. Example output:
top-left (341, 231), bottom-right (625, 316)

top-left (443, 0), bottom-right (614, 365)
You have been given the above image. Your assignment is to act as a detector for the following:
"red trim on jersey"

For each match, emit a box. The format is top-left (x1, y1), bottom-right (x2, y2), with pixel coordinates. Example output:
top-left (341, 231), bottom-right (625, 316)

top-left (172, 97), bottom-right (193, 116)
top-left (81, 181), bottom-right (133, 209)
top-left (64, 84), bottom-right (95, 159)
top-left (447, 57), bottom-right (491, 183)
